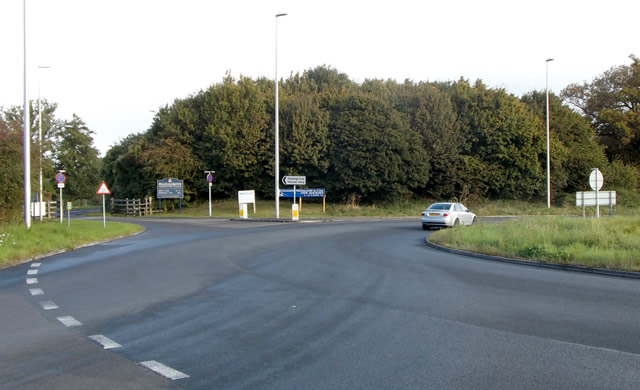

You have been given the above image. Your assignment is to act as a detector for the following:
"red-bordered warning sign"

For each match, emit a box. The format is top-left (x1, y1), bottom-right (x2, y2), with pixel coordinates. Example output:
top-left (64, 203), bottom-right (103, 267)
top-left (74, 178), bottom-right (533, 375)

top-left (96, 181), bottom-right (111, 195)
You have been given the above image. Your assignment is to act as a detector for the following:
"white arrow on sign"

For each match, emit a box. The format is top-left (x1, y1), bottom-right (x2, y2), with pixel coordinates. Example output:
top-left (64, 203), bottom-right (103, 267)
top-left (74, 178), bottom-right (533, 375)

top-left (282, 176), bottom-right (306, 185)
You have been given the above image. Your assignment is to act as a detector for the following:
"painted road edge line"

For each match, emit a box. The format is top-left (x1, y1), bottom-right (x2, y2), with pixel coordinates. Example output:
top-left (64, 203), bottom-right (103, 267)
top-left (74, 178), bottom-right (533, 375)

top-left (26, 278), bottom-right (38, 284)
top-left (30, 262), bottom-right (41, 268)
top-left (89, 335), bottom-right (122, 350)
top-left (57, 316), bottom-right (83, 327)
top-left (139, 361), bottom-right (189, 380)
top-left (27, 269), bottom-right (38, 275)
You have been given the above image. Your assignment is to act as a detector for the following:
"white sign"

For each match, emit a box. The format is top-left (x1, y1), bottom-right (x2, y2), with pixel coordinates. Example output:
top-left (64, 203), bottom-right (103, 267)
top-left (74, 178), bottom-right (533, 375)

top-left (58, 183), bottom-right (65, 188)
top-left (238, 190), bottom-right (255, 205)
top-left (576, 191), bottom-right (616, 207)
top-left (589, 168), bottom-right (604, 191)
top-left (282, 176), bottom-right (306, 185)
top-left (96, 181), bottom-right (111, 195)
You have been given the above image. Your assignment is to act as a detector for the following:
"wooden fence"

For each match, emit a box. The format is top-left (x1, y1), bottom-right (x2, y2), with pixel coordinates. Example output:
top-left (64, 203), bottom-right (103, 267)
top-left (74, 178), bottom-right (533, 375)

top-left (110, 197), bottom-right (155, 216)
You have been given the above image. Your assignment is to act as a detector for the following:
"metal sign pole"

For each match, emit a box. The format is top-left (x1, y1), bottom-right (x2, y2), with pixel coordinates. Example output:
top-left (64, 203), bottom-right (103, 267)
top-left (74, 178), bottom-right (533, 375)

top-left (102, 194), bottom-right (106, 228)
top-left (59, 187), bottom-right (63, 224)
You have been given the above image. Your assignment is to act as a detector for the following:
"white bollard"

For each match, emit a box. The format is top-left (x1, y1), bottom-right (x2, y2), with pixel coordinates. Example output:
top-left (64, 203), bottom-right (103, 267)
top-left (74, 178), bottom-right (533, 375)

top-left (239, 203), bottom-right (248, 219)
top-left (292, 204), bottom-right (299, 221)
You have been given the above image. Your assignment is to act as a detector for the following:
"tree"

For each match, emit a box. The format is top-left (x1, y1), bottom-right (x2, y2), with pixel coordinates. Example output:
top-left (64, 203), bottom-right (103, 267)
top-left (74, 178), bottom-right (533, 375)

top-left (326, 94), bottom-right (429, 203)
top-left (54, 114), bottom-right (102, 201)
top-left (562, 55), bottom-right (640, 162)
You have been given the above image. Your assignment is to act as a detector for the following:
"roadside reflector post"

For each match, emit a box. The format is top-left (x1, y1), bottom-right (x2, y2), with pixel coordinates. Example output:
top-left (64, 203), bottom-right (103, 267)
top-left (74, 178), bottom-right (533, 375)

top-left (239, 203), bottom-right (248, 219)
top-left (292, 204), bottom-right (299, 221)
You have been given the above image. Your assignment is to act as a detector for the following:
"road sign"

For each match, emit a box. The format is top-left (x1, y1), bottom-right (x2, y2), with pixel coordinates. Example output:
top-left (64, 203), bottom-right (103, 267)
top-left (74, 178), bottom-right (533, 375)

top-left (282, 176), bottom-right (306, 185)
top-left (207, 174), bottom-right (213, 183)
top-left (55, 173), bottom-right (66, 183)
top-left (576, 191), bottom-right (616, 207)
top-left (57, 183), bottom-right (65, 189)
top-left (279, 188), bottom-right (325, 198)
top-left (66, 201), bottom-right (73, 210)
top-left (96, 181), bottom-right (111, 195)
top-left (157, 178), bottom-right (184, 199)
top-left (589, 168), bottom-right (604, 191)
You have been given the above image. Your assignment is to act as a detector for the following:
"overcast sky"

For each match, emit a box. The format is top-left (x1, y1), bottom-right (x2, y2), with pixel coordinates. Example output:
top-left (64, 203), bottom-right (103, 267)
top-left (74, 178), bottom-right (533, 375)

top-left (1, 0), bottom-right (638, 156)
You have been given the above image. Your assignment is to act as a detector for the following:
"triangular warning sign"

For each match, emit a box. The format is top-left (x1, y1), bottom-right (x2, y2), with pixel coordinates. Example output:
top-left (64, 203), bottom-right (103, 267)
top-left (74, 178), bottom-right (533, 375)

top-left (96, 181), bottom-right (111, 195)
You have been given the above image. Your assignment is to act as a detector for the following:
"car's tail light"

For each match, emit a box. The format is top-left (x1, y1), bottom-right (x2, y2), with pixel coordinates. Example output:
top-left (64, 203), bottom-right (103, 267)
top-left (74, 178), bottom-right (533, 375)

top-left (421, 212), bottom-right (425, 216)
top-left (443, 213), bottom-right (449, 217)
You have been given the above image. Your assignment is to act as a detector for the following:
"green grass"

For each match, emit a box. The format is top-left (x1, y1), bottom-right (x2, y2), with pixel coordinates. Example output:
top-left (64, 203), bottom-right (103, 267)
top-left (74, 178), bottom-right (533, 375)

top-left (0, 220), bottom-right (143, 268)
top-left (430, 216), bottom-right (640, 272)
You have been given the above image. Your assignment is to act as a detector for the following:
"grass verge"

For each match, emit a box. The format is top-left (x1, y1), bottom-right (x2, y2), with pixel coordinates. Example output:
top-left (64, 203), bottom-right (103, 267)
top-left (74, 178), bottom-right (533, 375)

top-left (429, 216), bottom-right (640, 272)
top-left (0, 220), bottom-right (143, 268)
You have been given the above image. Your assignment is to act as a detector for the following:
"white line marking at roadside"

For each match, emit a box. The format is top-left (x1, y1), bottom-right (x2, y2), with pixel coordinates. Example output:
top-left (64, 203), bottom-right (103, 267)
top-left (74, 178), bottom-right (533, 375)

top-left (29, 288), bottom-right (44, 296)
top-left (27, 269), bottom-right (38, 275)
top-left (31, 263), bottom-right (41, 268)
top-left (39, 301), bottom-right (59, 310)
top-left (26, 278), bottom-right (38, 284)
top-left (57, 316), bottom-right (82, 327)
top-left (89, 335), bottom-right (122, 349)
top-left (139, 361), bottom-right (189, 380)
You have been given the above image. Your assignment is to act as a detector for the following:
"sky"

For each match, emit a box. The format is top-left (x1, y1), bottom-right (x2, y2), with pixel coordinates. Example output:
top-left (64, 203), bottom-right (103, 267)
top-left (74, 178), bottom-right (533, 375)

top-left (1, 0), bottom-right (638, 157)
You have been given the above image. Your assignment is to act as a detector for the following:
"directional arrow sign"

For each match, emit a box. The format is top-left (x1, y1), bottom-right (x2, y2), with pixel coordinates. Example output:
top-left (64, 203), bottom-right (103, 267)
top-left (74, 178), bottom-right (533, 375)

top-left (282, 176), bottom-right (306, 185)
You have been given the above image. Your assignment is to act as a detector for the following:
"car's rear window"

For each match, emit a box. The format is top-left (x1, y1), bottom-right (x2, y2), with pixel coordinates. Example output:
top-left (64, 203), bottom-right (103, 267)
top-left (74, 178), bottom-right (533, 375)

top-left (428, 203), bottom-right (451, 210)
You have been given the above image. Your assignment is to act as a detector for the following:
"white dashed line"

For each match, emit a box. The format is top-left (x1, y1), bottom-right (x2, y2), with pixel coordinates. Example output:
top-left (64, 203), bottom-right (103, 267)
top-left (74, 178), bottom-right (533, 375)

top-left (57, 316), bottom-right (82, 327)
top-left (26, 278), bottom-right (38, 285)
top-left (89, 335), bottom-right (122, 349)
top-left (30, 263), bottom-right (41, 268)
top-left (27, 269), bottom-right (38, 275)
top-left (139, 361), bottom-right (189, 380)
top-left (29, 288), bottom-right (44, 296)
top-left (39, 301), bottom-right (59, 310)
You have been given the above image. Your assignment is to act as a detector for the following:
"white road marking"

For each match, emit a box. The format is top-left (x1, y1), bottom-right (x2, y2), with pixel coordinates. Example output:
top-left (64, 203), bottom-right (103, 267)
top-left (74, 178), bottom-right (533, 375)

top-left (39, 301), bottom-right (59, 310)
top-left (27, 269), bottom-right (38, 275)
top-left (57, 316), bottom-right (82, 327)
top-left (30, 263), bottom-right (41, 268)
top-left (89, 335), bottom-right (122, 349)
top-left (139, 361), bottom-right (189, 380)
top-left (26, 278), bottom-right (38, 284)
top-left (29, 288), bottom-right (44, 296)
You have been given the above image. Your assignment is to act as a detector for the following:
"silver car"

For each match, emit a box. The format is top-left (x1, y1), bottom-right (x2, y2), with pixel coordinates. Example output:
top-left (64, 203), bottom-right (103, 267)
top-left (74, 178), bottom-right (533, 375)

top-left (421, 202), bottom-right (477, 230)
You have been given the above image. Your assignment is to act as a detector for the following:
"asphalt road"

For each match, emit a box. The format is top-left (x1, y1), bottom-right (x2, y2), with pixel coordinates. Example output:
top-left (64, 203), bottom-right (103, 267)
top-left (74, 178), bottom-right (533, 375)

top-left (1, 218), bottom-right (640, 389)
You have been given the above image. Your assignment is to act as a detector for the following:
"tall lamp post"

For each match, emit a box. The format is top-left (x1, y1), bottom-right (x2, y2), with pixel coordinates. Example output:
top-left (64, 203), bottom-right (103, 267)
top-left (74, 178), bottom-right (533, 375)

top-left (545, 58), bottom-right (554, 208)
top-left (38, 65), bottom-right (51, 222)
top-left (23, 0), bottom-right (31, 229)
top-left (274, 12), bottom-right (287, 219)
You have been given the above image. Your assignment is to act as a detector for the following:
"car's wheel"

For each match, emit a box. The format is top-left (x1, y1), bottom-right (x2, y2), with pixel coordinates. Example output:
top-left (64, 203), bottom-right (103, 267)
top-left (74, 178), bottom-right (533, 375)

top-left (422, 224), bottom-right (429, 230)
top-left (471, 216), bottom-right (477, 225)
top-left (453, 218), bottom-right (460, 227)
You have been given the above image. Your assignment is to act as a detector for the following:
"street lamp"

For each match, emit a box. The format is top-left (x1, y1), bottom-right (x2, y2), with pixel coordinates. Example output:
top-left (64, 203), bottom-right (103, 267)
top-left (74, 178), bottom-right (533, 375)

top-left (23, 0), bottom-right (30, 229)
top-left (274, 12), bottom-right (287, 219)
top-left (546, 58), bottom-right (554, 208)
top-left (38, 65), bottom-right (51, 222)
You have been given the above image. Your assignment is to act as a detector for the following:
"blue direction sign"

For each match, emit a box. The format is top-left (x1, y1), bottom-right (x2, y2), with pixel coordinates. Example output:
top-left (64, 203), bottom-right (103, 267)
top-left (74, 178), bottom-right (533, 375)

top-left (279, 188), bottom-right (325, 198)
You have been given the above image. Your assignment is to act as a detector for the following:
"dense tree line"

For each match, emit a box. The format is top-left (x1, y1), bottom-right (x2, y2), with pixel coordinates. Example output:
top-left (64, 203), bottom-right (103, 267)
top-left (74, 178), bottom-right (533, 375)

top-left (101, 62), bottom-right (639, 206)
top-left (0, 102), bottom-right (101, 223)
top-left (3, 56), bottom-right (638, 223)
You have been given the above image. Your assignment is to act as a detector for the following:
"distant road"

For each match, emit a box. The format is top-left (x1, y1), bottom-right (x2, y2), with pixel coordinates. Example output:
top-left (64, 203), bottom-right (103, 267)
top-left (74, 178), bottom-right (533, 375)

top-left (2, 218), bottom-right (640, 389)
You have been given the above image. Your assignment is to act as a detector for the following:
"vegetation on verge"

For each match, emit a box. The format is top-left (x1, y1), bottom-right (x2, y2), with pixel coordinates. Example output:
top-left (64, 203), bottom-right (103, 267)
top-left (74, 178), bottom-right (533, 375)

top-left (429, 216), bottom-right (640, 272)
top-left (0, 220), bottom-right (143, 268)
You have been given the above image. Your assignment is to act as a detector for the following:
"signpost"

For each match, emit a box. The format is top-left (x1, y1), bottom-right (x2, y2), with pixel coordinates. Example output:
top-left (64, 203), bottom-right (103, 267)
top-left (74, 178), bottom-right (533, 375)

top-left (238, 190), bottom-right (256, 215)
top-left (157, 178), bottom-right (184, 214)
top-left (281, 176), bottom-right (306, 219)
top-left (204, 171), bottom-right (215, 217)
top-left (96, 181), bottom-right (111, 228)
top-left (589, 168), bottom-right (604, 218)
top-left (66, 201), bottom-right (72, 228)
top-left (55, 171), bottom-right (66, 223)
